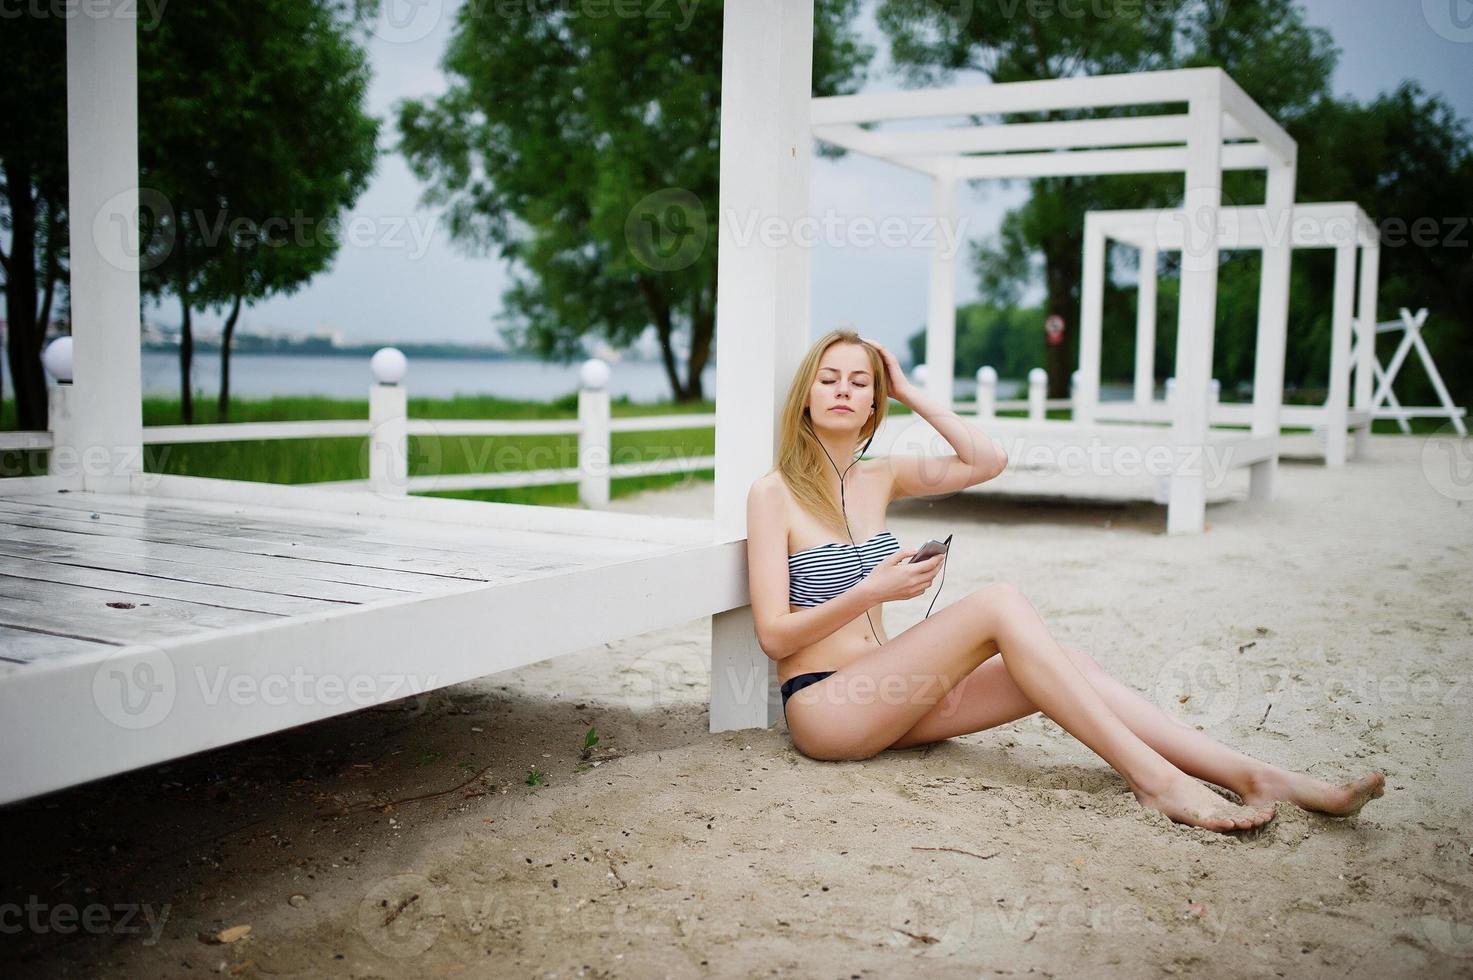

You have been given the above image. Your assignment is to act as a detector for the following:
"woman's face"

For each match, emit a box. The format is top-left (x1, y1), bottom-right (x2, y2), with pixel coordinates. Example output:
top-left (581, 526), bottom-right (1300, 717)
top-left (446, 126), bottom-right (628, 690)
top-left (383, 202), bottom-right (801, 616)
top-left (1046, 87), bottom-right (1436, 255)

top-left (807, 342), bottom-right (875, 433)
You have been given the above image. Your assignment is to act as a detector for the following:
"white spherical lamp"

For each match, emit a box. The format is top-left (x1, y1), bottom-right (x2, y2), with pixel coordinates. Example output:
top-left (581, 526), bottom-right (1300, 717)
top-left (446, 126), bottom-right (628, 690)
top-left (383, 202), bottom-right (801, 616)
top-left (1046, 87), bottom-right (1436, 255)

top-left (42, 336), bottom-right (74, 383)
top-left (370, 347), bottom-right (407, 385)
top-left (579, 357), bottom-right (610, 391)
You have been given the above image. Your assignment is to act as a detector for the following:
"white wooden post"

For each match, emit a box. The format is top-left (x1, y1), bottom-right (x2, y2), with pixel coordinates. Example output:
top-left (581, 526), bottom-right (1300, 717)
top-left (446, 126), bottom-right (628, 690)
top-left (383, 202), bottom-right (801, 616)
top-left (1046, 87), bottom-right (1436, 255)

top-left (1134, 241), bottom-right (1158, 408)
top-left (924, 160), bottom-right (959, 411)
top-left (1210, 378), bottom-right (1221, 406)
top-left (1248, 157), bottom-right (1294, 501)
top-left (1027, 368), bottom-right (1048, 421)
top-left (1166, 74), bottom-right (1224, 535)
top-left (40, 338), bottom-right (80, 488)
top-left (66, 1), bottom-right (143, 494)
top-left (709, 0), bottom-right (813, 733)
top-left (578, 358), bottom-right (611, 509)
top-left (368, 348), bottom-right (408, 496)
top-left (976, 366), bottom-right (996, 419)
top-left (1323, 242), bottom-right (1357, 467)
top-left (1075, 214), bottom-right (1105, 425)
top-left (1070, 369), bottom-right (1080, 410)
top-left (1352, 241), bottom-right (1381, 458)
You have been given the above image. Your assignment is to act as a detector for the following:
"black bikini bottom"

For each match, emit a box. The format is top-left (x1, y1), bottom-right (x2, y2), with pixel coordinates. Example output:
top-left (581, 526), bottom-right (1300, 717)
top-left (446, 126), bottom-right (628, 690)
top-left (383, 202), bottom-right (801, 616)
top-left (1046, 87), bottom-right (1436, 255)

top-left (780, 670), bottom-right (837, 720)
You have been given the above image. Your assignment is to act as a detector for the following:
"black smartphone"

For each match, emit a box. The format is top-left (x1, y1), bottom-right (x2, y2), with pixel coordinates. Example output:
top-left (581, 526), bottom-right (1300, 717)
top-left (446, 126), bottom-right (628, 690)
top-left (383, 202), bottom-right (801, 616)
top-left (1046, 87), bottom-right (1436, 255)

top-left (908, 533), bottom-right (953, 563)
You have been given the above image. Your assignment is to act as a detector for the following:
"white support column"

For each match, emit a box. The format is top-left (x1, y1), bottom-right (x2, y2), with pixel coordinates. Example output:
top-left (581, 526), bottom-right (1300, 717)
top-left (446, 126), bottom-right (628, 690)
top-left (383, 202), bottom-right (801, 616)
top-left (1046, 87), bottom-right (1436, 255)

top-left (924, 160), bottom-right (959, 410)
top-left (1248, 157), bottom-right (1294, 502)
top-left (66, 1), bottom-right (143, 493)
top-left (1134, 241), bottom-right (1158, 407)
top-left (1323, 243), bottom-right (1357, 467)
top-left (1352, 241), bottom-right (1380, 458)
top-left (709, 0), bottom-right (814, 733)
top-left (1166, 76), bottom-right (1224, 535)
top-left (368, 383), bottom-right (408, 496)
top-left (1075, 215), bottom-right (1106, 426)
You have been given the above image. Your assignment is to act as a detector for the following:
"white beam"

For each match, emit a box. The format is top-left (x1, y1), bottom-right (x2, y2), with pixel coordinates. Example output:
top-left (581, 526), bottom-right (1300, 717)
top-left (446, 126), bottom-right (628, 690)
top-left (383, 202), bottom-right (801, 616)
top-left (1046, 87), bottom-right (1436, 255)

top-left (1134, 242), bottom-right (1158, 407)
top-left (1249, 158), bottom-right (1295, 501)
top-left (811, 68), bottom-right (1217, 125)
top-left (818, 114), bottom-right (1193, 157)
top-left (66, 1), bottom-right (143, 493)
top-left (948, 144), bottom-right (1266, 181)
top-left (1166, 78), bottom-right (1224, 535)
top-left (924, 162), bottom-right (959, 410)
top-left (1323, 243), bottom-right (1359, 466)
top-left (1219, 70), bottom-right (1296, 165)
top-left (1076, 215), bottom-right (1107, 426)
top-left (709, 0), bottom-right (813, 734)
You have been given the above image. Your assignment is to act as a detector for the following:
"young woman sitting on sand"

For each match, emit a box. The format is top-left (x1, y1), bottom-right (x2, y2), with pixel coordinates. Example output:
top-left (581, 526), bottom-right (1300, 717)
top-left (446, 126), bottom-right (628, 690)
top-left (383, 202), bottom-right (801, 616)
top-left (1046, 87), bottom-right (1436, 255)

top-left (744, 328), bottom-right (1385, 833)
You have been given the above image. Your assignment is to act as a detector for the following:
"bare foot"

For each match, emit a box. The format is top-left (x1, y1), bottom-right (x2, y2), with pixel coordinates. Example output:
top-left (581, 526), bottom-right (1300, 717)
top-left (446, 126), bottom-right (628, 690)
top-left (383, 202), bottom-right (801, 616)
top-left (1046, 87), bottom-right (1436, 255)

top-left (1134, 774), bottom-right (1277, 832)
top-left (1240, 767), bottom-right (1385, 816)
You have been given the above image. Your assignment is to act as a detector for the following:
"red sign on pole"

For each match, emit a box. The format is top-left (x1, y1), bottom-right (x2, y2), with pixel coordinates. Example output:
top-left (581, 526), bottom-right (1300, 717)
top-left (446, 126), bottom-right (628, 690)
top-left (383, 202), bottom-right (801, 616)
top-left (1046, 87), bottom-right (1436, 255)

top-left (1045, 314), bottom-right (1066, 347)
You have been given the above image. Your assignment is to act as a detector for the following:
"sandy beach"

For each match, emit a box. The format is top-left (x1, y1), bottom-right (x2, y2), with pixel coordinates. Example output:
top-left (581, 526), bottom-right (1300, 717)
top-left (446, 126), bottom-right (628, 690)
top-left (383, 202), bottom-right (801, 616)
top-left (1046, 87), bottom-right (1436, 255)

top-left (2, 430), bottom-right (1470, 978)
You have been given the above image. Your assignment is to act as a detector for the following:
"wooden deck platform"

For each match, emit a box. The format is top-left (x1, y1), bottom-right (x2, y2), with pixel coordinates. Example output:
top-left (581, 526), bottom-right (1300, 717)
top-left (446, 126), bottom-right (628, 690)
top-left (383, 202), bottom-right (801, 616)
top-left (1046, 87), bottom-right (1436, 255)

top-left (0, 481), bottom-right (744, 804)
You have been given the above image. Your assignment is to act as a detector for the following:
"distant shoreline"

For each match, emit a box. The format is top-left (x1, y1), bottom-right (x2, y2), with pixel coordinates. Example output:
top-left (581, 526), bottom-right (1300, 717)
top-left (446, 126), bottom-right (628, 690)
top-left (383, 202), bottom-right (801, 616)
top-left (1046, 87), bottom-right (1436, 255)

top-left (140, 341), bottom-right (665, 363)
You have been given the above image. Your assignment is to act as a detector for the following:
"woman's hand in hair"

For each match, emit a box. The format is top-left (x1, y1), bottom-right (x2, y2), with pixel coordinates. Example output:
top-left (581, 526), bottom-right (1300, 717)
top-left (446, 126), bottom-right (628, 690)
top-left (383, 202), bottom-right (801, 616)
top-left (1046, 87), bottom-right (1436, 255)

top-left (861, 337), bottom-right (917, 406)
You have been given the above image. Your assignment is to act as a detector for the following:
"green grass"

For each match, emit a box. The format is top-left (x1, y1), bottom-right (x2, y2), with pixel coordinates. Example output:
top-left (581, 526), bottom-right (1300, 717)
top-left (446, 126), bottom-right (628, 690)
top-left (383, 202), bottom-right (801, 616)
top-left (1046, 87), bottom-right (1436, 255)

top-left (3, 393), bottom-right (716, 505)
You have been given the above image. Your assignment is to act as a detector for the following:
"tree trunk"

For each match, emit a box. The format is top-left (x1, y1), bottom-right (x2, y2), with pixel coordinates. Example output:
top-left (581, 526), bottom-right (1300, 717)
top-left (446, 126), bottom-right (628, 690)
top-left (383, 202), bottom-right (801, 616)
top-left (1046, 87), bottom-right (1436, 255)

top-left (1042, 227), bottom-right (1083, 401)
top-left (217, 288), bottom-right (243, 421)
top-left (177, 225), bottom-right (194, 423)
top-left (683, 280), bottom-right (716, 403)
top-left (638, 276), bottom-right (690, 402)
top-left (3, 155), bottom-right (48, 431)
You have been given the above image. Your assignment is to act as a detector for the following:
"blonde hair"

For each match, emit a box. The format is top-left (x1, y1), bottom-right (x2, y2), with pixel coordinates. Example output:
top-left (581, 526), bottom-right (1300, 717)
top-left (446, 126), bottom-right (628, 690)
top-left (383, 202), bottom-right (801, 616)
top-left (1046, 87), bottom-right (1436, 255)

top-left (773, 329), bottom-right (892, 536)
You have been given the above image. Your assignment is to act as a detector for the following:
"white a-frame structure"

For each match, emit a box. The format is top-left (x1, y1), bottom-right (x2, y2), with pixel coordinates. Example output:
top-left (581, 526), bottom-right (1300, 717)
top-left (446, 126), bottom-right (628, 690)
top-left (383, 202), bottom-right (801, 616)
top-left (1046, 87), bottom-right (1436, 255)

top-left (805, 63), bottom-right (1298, 535)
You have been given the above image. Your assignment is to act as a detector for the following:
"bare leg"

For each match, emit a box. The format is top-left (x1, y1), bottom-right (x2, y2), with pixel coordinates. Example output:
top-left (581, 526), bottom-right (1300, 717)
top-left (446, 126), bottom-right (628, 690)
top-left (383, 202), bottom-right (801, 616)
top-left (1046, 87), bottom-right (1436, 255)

top-left (890, 645), bottom-right (1385, 817)
top-left (788, 584), bottom-right (1275, 832)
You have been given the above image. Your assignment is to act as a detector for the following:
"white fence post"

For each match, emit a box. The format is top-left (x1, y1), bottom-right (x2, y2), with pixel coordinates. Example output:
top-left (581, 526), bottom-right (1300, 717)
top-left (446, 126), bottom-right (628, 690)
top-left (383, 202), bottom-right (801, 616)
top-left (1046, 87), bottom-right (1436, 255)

top-left (42, 337), bottom-right (81, 489)
top-left (368, 347), bottom-right (409, 496)
top-left (1165, 376), bottom-right (1176, 406)
top-left (976, 365), bottom-right (997, 419)
top-left (1027, 367), bottom-right (1047, 421)
top-left (578, 358), bottom-right (611, 509)
top-left (1069, 369), bottom-right (1080, 413)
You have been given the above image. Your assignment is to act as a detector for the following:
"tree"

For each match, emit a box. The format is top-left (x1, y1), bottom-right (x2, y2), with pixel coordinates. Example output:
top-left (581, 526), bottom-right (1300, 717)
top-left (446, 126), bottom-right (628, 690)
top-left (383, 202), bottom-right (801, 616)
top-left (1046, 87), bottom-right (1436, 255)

top-left (397, 0), bottom-right (872, 402)
top-left (877, 0), bottom-right (1337, 395)
top-left (0, 13), bottom-right (69, 430)
top-left (137, 0), bottom-right (378, 422)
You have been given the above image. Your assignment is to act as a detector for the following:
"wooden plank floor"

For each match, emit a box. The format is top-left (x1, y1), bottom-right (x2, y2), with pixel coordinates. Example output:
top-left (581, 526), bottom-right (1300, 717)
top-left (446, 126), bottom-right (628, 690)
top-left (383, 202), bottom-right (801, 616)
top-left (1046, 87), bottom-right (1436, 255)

top-left (0, 489), bottom-right (680, 666)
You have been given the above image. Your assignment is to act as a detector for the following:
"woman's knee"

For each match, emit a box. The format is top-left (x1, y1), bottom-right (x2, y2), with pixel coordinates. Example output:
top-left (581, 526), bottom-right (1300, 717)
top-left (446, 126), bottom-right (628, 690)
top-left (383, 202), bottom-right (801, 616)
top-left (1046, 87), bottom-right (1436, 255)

top-left (964, 581), bottom-right (1033, 620)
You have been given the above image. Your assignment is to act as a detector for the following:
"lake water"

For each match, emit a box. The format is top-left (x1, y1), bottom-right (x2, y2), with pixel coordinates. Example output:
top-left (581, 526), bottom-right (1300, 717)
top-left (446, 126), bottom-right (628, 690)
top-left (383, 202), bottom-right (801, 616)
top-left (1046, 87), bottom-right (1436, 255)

top-left (6, 350), bottom-right (1119, 404)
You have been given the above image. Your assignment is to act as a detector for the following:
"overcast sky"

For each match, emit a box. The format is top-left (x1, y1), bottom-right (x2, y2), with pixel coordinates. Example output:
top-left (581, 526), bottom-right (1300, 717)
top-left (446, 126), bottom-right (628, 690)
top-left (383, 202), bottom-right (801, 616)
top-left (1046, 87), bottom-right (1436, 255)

top-left (160, 0), bottom-right (1473, 356)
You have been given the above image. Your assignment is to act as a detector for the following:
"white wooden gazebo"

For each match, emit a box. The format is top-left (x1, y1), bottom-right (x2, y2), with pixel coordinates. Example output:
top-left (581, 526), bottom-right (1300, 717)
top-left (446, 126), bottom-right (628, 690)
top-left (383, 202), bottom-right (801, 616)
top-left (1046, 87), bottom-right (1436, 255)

top-left (809, 64), bottom-right (1298, 534)
top-left (0, 1), bottom-right (1325, 801)
top-left (1081, 202), bottom-right (1381, 466)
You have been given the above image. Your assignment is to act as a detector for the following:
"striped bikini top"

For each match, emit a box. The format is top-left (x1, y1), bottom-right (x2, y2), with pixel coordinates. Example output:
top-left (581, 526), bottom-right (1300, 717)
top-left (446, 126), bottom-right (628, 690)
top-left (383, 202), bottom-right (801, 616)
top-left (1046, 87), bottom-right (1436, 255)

top-left (787, 529), bottom-right (900, 607)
